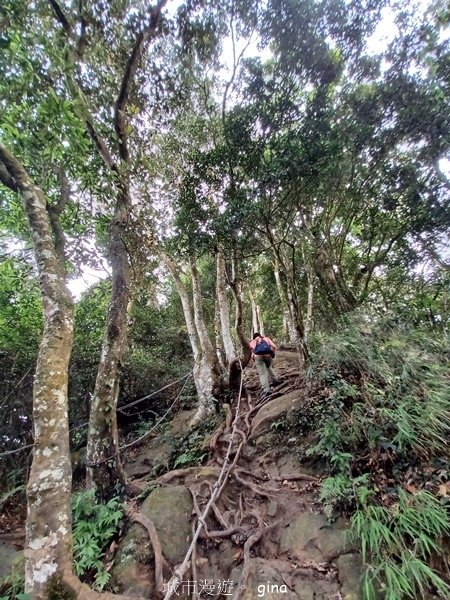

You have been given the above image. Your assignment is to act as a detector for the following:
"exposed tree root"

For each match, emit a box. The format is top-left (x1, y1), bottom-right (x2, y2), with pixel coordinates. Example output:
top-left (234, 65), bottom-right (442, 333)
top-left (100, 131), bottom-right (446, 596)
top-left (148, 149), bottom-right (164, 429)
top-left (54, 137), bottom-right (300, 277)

top-left (191, 519), bottom-right (200, 600)
top-left (152, 466), bottom-right (221, 485)
top-left (236, 466), bottom-right (267, 481)
top-left (61, 568), bottom-right (145, 600)
top-left (273, 473), bottom-right (318, 482)
top-left (232, 471), bottom-right (280, 498)
top-left (239, 492), bottom-right (244, 522)
top-left (209, 422), bottom-right (225, 451)
top-left (235, 427), bottom-right (247, 444)
top-left (188, 487), bottom-right (247, 540)
top-left (206, 526), bottom-right (243, 538)
top-left (217, 441), bottom-right (244, 497)
top-left (126, 509), bottom-right (165, 596)
top-left (224, 402), bottom-right (233, 432)
top-left (209, 492), bottom-right (229, 528)
top-left (231, 516), bottom-right (264, 600)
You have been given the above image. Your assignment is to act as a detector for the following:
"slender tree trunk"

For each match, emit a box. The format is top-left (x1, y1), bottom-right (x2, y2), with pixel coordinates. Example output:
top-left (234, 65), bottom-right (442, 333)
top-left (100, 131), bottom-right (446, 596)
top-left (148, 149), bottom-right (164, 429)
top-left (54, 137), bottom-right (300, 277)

top-left (0, 145), bottom-right (74, 599)
top-left (250, 290), bottom-right (259, 335)
top-left (214, 296), bottom-right (226, 372)
top-left (189, 256), bottom-right (215, 358)
top-left (286, 276), bottom-right (309, 367)
top-left (189, 256), bottom-right (221, 421)
top-left (162, 252), bottom-right (218, 424)
top-left (304, 273), bottom-right (314, 342)
top-left (282, 315), bottom-right (289, 340)
top-left (227, 253), bottom-right (252, 389)
top-left (314, 244), bottom-right (357, 314)
top-left (274, 256), bottom-right (297, 343)
top-left (160, 252), bottom-right (200, 360)
top-left (216, 250), bottom-right (235, 365)
top-left (256, 304), bottom-right (265, 336)
top-left (86, 185), bottom-right (130, 499)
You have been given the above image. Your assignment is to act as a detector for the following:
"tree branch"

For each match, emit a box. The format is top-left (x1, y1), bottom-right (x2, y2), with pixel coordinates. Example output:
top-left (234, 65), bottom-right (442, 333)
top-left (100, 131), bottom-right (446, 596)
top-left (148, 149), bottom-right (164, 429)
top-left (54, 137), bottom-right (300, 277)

top-left (48, 0), bottom-right (75, 39)
top-left (47, 166), bottom-right (71, 267)
top-left (114, 0), bottom-right (168, 162)
top-left (0, 161), bottom-right (19, 192)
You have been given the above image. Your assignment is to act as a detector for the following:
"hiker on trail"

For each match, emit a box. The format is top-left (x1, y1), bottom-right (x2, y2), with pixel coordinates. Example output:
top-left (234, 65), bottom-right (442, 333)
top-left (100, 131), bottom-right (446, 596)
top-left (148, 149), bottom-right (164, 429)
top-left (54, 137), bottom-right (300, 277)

top-left (249, 332), bottom-right (281, 397)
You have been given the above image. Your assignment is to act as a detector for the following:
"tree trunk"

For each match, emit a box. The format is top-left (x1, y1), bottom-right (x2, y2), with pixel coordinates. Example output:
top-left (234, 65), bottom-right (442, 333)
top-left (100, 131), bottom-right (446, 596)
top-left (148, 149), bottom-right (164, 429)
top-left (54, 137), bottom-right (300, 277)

top-left (49, 0), bottom-right (168, 499)
top-left (282, 315), bottom-right (289, 340)
top-left (161, 252), bottom-right (218, 425)
top-left (250, 290), bottom-right (259, 335)
top-left (228, 253), bottom-right (252, 389)
top-left (314, 244), bottom-right (357, 314)
top-left (189, 256), bottom-right (221, 421)
top-left (0, 145), bottom-right (74, 599)
top-left (216, 250), bottom-right (235, 365)
top-left (274, 256), bottom-right (297, 343)
top-left (304, 268), bottom-right (314, 342)
top-left (86, 186), bottom-right (130, 499)
top-left (286, 274), bottom-right (309, 368)
top-left (161, 252), bottom-right (200, 360)
top-left (256, 303), bottom-right (265, 336)
top-left (214, 296), bottom-right (227, 372)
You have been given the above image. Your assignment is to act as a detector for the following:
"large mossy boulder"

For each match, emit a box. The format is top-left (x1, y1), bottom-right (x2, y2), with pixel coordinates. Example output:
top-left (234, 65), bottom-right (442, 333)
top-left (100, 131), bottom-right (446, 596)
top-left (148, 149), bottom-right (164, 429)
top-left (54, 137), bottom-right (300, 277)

top-left (231, 558), bottom-right (340, 600)
top-left (337, 554), bottom-right (363, 600)
top-left (280, 512), bottom-right (352, 562)
top-left (249, 391), bottom-right (303, 441)
top-left (111, 485), bottom-right (193, 595)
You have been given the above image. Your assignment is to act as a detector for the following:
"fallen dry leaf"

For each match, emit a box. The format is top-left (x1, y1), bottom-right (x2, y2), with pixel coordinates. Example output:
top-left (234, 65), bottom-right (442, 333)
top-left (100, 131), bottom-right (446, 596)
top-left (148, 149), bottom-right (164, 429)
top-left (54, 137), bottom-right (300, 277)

top-left (437, 483), bottom-right (450, 497)
top-left (404, 482), bottom-right (418, 494)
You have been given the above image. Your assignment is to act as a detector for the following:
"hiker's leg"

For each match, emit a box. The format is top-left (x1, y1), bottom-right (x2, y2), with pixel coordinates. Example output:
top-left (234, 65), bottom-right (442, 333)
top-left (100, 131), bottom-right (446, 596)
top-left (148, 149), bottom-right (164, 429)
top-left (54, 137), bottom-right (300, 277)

top-left (255, 356), bottom-right (270, 393)
top-left (265, 356), bottom-right (277, 382)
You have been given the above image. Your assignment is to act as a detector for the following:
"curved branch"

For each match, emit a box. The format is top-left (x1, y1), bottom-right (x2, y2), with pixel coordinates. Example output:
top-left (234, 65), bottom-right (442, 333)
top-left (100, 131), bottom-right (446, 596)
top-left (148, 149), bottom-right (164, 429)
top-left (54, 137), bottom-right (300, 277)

top-left (48, 0), bottom-right (74, 38)
top-left (126, 510), bottom-right (165, 596)
top-left (0, 162), bottom-right (19, 192)
top-left (114, 0), bottom-right (168, 162)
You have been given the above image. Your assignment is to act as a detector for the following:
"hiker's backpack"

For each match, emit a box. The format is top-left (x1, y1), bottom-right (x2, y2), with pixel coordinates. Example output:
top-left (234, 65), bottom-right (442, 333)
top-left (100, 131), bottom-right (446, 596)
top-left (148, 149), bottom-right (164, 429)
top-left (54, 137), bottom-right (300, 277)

top-left (253, 337), bottom-right (274, 356)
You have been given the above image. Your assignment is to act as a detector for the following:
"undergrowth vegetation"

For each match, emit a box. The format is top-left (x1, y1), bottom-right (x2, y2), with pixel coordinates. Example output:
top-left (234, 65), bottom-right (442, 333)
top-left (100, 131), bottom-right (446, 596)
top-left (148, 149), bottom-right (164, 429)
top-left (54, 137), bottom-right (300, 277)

top-left (72, 490), bottom-right (123, 590)
top-left (170, 414), bottom-right (220, 469)
top-left (291, 318), bottom-right (450, 599)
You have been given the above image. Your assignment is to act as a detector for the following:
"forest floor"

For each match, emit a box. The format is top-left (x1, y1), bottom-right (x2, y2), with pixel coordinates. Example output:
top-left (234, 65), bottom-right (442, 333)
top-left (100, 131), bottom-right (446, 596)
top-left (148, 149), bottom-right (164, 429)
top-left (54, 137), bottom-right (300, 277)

top-left (0, 352), bottom-right (362, 599)
top-left (110, 351), bottom-right (362, 600)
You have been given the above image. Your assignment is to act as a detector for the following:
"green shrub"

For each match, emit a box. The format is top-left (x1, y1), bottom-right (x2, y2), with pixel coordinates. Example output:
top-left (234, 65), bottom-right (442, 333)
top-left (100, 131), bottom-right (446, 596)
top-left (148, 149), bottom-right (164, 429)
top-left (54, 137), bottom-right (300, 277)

top-left (307, 322), bottom-right (450, 468)
top-left (319, 473), bottom-right (372, 518)
top-left (170, 415), bottom-right (219, 470)
top-left (351, 490), bottom-right (450, 600)
top-left (0, 566), bottom-right (28, 600)
top-left (305, 319), bottom-right (450, 598)
top-left (72, 490), bottom-right (123, 590)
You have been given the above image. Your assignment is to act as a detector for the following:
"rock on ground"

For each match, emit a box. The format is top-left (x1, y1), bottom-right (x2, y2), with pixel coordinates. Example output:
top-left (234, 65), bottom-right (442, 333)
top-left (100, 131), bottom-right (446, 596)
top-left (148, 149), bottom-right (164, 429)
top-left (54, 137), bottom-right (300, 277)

top-left (248, 391), bottom-right (304, 442)
top-left (111, 485), bottom-right (193, 596)
top-left (280, 512), bottom-right (352, 562)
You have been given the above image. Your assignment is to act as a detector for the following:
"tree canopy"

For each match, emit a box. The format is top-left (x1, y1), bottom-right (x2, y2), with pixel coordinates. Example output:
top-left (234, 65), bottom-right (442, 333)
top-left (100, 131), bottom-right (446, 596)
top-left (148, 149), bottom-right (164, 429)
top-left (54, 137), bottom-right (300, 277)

top-left (0, 0), bottom-right (450, 598)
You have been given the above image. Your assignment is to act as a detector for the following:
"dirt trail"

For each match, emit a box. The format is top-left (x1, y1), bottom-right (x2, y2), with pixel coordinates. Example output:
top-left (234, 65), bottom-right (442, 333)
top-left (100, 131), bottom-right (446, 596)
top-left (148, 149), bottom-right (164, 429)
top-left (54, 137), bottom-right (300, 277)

top-left (0, 352), bottom-right (361, 598)
top-left (115, 352), bottom-right (361, 600)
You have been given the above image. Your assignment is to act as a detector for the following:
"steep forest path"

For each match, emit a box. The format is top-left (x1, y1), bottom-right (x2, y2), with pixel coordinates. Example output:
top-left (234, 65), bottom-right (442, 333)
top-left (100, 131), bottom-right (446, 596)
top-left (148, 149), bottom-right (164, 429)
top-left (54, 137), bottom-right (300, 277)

top-left (113, 352), bottom-right (362, 600)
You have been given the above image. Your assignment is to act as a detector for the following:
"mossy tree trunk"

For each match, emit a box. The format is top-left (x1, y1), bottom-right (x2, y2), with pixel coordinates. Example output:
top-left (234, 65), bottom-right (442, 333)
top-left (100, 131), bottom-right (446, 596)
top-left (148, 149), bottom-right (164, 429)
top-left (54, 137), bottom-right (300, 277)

top-left (274, 256), bottom-right (297, 343)
top-left (161, 252), bottom-right (220, 424)
top-left (0, 145), bottom-right (74, 599)
top-left (49, 0), bottom-right (168, 498)
top-left (216, 250), bottom-right (236, 366)
top-left (86, 185), bottom-right (129, 498)
top-left (189, 255), bottom-right (222, 422)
